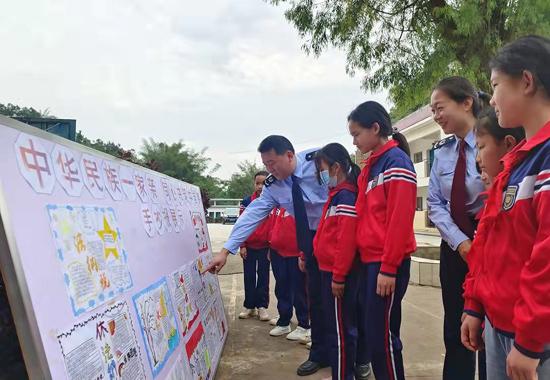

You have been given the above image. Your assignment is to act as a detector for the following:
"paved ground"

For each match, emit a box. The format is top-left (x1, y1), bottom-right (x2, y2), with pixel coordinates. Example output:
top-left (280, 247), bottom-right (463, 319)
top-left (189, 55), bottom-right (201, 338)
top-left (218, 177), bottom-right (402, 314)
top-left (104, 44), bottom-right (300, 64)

top-left (209, 224), bottom-right (445, 380)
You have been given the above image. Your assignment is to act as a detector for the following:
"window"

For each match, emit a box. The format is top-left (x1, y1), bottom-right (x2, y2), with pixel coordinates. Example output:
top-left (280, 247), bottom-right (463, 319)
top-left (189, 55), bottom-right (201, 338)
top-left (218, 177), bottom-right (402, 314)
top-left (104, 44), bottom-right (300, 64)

top-left (416, 197), bottom-right (423, 211)
top-left (413, 151), bottom-right (423, 163)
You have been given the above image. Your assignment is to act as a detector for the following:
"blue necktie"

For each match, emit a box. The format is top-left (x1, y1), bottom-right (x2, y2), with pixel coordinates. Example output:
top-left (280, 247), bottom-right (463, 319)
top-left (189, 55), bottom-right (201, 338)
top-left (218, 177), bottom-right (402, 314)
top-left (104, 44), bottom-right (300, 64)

top-left (291, 175), bottom-right (313, 256)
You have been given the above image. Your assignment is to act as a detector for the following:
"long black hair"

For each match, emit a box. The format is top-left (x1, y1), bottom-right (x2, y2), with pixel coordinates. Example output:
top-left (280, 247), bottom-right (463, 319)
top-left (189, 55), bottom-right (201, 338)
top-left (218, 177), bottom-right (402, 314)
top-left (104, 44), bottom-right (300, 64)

top-left (434, 76), bottom-right (489, 117)
top-left (490, 35), bottom-right (550, 98)
top-left (347, 101), bottom-right (410, 156)
top-left (314, 143), bottom-right (361, 186)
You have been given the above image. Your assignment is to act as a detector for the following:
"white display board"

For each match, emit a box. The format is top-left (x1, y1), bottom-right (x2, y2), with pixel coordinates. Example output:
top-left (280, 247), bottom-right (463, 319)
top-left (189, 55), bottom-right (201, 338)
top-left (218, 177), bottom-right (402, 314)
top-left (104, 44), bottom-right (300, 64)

top-left (0, 116), bottom-right (227, 380)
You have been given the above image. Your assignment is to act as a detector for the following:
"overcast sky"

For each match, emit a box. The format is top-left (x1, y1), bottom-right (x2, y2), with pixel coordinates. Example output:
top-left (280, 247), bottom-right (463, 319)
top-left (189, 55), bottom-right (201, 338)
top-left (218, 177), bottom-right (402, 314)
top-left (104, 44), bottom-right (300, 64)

top-left (0, 0), bottom-right (388, 179)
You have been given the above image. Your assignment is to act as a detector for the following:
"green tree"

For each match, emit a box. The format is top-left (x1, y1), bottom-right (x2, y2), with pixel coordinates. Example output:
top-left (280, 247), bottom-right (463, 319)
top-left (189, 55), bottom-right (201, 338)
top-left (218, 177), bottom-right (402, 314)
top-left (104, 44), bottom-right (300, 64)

top-left (76, 131), bottom-right (138, 162)
top-left (139, 138), bottom-right (224, 197)
top-left (0, 103), bottom-right (55, 118)
top-left (224, 161), bottom-right (266, 199)
top-left (267, 0), bottom-right (550, 119)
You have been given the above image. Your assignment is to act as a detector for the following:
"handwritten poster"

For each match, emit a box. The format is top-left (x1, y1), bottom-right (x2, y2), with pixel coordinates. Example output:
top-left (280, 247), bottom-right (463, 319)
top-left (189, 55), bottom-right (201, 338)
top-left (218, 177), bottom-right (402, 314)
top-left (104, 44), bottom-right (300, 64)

top-left (132, 278), bottom-right (180, 378)
top-left (185, 323), bottom-right (212, 380)
top-left (191, 212), bottom-right (209, 254)
top-left (57, 301), bottom-right (146, 380)
top-left (169, 264), bottom-right (201, 337)
top-left (47, 205), bottom-right (133, 316)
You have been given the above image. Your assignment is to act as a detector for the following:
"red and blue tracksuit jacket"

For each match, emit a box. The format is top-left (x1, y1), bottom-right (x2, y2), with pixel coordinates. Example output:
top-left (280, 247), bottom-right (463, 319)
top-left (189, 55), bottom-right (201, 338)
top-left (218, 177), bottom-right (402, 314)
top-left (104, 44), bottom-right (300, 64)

top-left (355, 140), bottom-right (417, 274)
top-left (464, 121), bottom-right (550, 359)
top-left (313, 182), bottom-right (358, 283)
top-left (269, 207), bottom-right (301, 258)
top-left (240, 192), bottom-right (271, 249)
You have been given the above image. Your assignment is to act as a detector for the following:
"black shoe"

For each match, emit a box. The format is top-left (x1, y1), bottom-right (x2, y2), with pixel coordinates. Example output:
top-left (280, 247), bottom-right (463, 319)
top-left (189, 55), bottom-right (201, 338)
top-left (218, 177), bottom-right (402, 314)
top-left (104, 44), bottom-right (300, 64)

top-left (355, 363), bottom-right (372, 380)
top-left (297, 360), bottom-right (326, 376)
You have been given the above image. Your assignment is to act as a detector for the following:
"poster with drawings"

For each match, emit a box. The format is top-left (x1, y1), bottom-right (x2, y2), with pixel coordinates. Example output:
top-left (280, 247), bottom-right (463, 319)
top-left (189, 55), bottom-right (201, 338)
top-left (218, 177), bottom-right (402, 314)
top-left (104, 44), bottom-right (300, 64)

top-left (190, 211), bottom-right (209, 254)
top-left (185, 323), bottom-right (212, 380)
top-left (47, 205), bottom-right (133, 316)
top-left (132, 278), bottom-right (180, 378)
top-left (169, 264), bottom-right (201, 337)
top-left (201, 298), bottom-right (226, 360)
top-left (56, 301), bottom-right (145, 380)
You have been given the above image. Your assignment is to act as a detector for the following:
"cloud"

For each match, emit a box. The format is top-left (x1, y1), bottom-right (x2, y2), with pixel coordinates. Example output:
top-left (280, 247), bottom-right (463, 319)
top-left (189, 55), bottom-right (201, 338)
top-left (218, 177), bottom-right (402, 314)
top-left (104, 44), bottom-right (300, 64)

top-left (0, 0), bottom-right (389, 179)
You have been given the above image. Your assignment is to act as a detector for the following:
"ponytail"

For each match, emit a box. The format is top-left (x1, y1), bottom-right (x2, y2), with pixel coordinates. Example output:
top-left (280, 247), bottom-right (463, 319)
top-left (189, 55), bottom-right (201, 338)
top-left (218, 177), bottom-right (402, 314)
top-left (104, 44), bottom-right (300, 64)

top-left (315, 143), bottom-right (361, 186)
top-left (391, 129), bottom-right (411, 156)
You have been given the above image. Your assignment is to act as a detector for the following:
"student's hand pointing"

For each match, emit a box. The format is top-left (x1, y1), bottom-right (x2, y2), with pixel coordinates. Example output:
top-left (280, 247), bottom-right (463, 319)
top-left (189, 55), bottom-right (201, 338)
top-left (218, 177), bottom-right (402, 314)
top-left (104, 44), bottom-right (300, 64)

top-left (204, 248), bottom-right (230, 274)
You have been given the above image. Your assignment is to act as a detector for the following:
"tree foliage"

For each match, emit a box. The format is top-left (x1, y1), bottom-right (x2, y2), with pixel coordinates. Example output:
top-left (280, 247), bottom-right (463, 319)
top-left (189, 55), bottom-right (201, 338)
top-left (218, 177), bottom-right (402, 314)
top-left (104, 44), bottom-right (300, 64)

top-left (140, 138), bottom-right (224, 197)
top-left (267, 0), bottom-right (550, 119)
top-left (223, 160), bottom-right (266, 199)
top-left (0, 103), bottom-right (54, 118)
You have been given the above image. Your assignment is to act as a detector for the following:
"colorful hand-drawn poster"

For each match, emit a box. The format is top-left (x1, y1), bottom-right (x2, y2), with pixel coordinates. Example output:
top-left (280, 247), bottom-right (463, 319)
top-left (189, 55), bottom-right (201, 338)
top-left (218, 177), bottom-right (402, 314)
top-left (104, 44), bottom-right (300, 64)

top-left (169, 264), bottom-right (201, 337)
top-left (185, 323), bottom-right (212, 380)
top-left (132, 278), bottom-right (180, 378)
top-left (190, 212), bottom-right (209, 254)
top-left (47, 205), bottom-right (133, 316)
top-left (56, 301), bottom-right (146, 380)
top-left (201, 298), bottom-right (226, 360)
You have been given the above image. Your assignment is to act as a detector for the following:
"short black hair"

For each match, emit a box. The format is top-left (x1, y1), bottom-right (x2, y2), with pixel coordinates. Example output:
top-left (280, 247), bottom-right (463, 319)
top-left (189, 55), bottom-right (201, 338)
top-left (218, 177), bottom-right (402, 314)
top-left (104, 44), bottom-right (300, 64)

top-left (254, 170), bottom-right (269, 179)
top-left (475, 107), bottom-right (525, 142)
top-left (257, 135), bottom-right (295, 155)
top-left (490, 35), bottom-right (550, 98)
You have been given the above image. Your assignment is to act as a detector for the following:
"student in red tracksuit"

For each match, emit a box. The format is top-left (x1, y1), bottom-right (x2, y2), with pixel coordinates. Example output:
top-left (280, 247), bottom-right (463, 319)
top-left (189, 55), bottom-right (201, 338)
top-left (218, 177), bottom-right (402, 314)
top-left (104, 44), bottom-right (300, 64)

top-left (461, 35), bottom-right (550, 380)
top-left (238, 170), bottom-right (271, 321)
top-left (268, 207), bottom-right (310, 340)
top-left (312, 142), bottom-right (362, 380)
top-left (349, 101), bottom-right (417, 380)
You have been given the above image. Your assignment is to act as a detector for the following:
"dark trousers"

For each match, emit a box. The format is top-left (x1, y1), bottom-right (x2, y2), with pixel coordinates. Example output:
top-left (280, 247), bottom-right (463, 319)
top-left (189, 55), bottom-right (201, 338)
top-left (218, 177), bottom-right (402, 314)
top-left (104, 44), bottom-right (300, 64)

top-left (358, 259), bottom-right (410, 380)
top-left (242, 247), bottom-right (270, 309)
top-left (320, 268), bottom-right (359, 380)
top-left (306, 254), bottom-right (329, 364)
top-left (271, 250), bottom-right (309, 328)
top-left (440, 241), bottom-right (486, 380)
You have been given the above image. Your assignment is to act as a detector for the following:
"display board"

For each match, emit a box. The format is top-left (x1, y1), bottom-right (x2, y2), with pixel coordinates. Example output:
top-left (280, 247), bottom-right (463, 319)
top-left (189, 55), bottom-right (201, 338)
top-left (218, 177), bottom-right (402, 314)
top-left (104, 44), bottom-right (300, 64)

top-left (0, 115), bottom-right (227, 380)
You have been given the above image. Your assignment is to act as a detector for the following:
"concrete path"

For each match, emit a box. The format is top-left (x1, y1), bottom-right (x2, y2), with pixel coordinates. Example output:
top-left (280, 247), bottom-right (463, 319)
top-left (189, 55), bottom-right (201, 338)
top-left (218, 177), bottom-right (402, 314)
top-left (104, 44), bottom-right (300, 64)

top-left (208, 224), bottom-right (445, 380)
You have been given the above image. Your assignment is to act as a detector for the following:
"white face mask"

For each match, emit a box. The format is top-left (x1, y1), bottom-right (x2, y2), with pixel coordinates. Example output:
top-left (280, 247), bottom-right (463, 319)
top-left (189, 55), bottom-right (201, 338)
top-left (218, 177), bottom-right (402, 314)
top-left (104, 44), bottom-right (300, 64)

top-left (319, 169), bottom-right (338, 188)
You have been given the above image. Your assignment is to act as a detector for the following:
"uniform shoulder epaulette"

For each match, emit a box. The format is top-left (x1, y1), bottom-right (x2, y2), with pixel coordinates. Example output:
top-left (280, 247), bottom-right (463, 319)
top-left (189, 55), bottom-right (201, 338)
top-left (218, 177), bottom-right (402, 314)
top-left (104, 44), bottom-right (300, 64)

top-left (433, 136), bottom-right (456, 150)
top-left (264, 174), bottom-right (276, 187)
top-left (305, 150), bottom-right (319, 161)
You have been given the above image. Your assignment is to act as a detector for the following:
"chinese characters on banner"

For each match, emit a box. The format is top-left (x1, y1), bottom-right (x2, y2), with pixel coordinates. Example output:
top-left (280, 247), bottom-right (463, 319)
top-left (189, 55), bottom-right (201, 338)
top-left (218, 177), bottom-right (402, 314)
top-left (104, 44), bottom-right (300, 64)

top-left (14, 134), bottom-right (56, 194)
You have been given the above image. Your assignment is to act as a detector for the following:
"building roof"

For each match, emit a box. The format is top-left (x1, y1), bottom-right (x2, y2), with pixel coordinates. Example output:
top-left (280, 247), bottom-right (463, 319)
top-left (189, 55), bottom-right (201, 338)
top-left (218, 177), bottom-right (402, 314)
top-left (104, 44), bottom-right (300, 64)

top-left (393, 105), bottom-right (432, 132)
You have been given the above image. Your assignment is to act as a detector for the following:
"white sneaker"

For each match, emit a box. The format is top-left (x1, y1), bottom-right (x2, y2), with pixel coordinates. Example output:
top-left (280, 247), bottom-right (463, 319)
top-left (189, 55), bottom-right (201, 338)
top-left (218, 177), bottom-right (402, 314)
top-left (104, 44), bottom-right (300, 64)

top-left (298, 328), bottom-right (311, 344)
top-left (238, 308), bottom-right (257, 319)
top-left (306, 341), bottom-right (312, 350)
top-left (269, 325), bottom-right (291, 337)
top-left (258, 307), bottom-right (270, 321)
top-left (286, 326), bottom-right (310, 341)
top-left (269, 316), bottom-right (279, 326)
